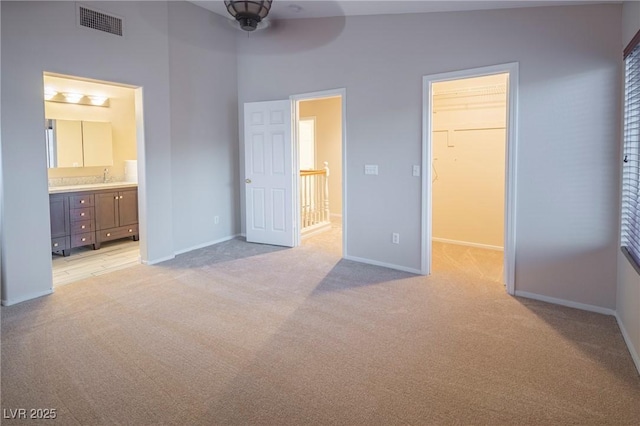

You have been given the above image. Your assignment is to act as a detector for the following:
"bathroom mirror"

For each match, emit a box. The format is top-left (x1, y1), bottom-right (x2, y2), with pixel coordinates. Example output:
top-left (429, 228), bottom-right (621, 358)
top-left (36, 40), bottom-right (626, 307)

top-left (46, 119), bottom-right (113, 168)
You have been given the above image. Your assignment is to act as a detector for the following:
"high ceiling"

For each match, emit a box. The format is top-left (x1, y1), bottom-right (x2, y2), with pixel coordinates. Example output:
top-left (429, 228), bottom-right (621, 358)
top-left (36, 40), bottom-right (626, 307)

top-left (190, 0), bottom-right (618, 21)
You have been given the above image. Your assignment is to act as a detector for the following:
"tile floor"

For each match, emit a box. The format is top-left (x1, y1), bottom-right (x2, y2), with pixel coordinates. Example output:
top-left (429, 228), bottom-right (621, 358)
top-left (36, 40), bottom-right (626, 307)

top-left (52, 239), bottom-right (140, 286)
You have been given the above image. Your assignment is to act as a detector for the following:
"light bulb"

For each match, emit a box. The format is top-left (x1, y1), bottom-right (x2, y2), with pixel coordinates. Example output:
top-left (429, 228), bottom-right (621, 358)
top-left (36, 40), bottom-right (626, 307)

top-left (88, 95), bottom-right (108, 106)
top-left (44, 88), bottom-right (57, 101)
top-left (64, 93), bottom-right (83, 103)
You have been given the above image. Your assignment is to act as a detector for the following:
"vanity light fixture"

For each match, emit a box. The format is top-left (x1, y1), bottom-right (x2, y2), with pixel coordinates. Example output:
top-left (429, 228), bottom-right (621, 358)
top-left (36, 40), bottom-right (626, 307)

top-left (45, 91), bottom-right (110, 107)
top-left (63, 93), bottom-right (84, 103)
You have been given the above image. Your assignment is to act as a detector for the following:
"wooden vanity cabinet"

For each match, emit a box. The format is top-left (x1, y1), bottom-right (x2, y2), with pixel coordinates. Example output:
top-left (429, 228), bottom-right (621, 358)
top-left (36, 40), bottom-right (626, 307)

top-left (95, 189), bottom-right (139, 248)
top-left (49, 186), bottom-right (138, 256)
top-left (49, 194), bottom-right (70, 256)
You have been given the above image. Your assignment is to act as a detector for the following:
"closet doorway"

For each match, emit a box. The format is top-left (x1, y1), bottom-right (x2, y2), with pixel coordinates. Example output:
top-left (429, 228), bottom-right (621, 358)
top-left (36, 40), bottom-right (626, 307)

top-left (422, 64), bottom-right (518, 294)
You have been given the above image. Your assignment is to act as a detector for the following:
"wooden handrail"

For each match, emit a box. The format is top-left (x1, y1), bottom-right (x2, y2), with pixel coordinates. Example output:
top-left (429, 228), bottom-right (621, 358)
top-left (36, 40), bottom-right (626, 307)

top-left (300, 169), bottom-right (326, 176)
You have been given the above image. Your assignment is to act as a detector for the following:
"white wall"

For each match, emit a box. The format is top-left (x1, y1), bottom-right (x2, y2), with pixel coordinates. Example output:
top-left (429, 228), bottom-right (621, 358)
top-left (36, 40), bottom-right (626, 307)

top-left (617, 1), bottom-right (640, 373)
top-left (0, 0), bottom-right (3, 301)
top-left (237, 4), bottom-right (622, 308)
top-left (623, 0), bottom-right (640, 48)
top-left (0, 1), bottom-right (239, 305)
top-left (168, 1), bottom-right (239, 252)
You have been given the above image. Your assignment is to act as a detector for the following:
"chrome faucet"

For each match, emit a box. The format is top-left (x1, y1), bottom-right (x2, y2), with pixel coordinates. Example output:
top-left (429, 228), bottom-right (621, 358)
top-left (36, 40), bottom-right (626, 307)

top-left (103, 168), bottom-right (109, 183)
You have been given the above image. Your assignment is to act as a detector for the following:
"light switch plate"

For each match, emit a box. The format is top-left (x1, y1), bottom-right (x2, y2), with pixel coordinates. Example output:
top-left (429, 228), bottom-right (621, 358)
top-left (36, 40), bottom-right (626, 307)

top-left (412, 165), bottom-right (420, 177)
top-left (364, 165), bottom-right (378, 175)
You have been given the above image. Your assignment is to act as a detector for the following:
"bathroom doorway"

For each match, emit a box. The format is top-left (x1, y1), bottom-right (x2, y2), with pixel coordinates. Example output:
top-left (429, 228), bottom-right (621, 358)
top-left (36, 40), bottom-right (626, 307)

top-left (43, 72), bottom-right (143, 286)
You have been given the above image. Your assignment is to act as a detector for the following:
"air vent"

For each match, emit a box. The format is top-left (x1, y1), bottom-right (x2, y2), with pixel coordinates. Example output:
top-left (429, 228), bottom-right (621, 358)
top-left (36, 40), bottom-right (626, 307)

top-left (77, 5), bottom-right (123, 37)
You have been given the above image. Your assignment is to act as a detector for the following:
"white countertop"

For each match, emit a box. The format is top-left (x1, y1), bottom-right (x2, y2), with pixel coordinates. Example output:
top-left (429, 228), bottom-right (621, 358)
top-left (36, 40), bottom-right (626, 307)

top-left (48, 182), bottom-right (138, 194)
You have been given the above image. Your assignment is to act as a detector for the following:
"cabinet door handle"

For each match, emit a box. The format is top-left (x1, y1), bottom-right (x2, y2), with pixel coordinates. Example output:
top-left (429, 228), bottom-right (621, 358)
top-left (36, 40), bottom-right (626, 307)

top-left (80, 200), bottom-right (85, 204)
top-left (120, 196), bottom-right (123, 199)
top-left (81, 238), bottom-right (86, 242)
top-left (128, 229), bottom-right (132, 233)
top-left (106, 233), bottom-right (111, 236)
top-left (114, 196), bottom-right (118, 199)
top-left (80, 212), bottom-right (85, 216)
top-left (81, 225), bottom-right (86, 229)
top-left (53, 243), bottom-right (59, 247)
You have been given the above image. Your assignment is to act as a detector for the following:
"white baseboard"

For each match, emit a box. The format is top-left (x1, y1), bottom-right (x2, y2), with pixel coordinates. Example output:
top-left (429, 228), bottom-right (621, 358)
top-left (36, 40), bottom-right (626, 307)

top-left (142, 254), bottom-right (175, 266)
top-left (615, 313), bottom-right (640, 376)
top-left (514, 290), bottom-right (616, 316)
top-left (2, 288), bottom-right (54, 306)
top-left (433, 237), bottom-right (503, 251)
top-left (174, 234), bottom-right (240, 256)
top-left (344, 255), bottom-right (421, 275)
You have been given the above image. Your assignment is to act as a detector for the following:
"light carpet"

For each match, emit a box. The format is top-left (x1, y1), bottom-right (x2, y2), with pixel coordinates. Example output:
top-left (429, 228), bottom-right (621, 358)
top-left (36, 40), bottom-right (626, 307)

top-left (2, 223), bottom-right (639, 425)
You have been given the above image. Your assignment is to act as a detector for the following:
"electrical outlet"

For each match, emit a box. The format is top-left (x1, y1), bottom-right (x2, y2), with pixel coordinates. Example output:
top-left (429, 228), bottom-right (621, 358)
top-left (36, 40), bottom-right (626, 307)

top-left (214, 216), bottom-right (220, 225)
top-left (392, 233), bottom-right (400, 244)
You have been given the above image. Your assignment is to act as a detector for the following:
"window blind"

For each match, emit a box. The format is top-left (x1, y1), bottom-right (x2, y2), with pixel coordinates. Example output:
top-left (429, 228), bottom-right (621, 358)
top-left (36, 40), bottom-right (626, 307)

top-left (622, 41), bottom-right (640, 266)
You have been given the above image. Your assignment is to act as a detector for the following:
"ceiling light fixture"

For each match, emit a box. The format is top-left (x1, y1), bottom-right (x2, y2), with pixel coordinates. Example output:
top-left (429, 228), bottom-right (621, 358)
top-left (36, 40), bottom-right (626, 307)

top-left (224, 0), bottom-right (272, 32)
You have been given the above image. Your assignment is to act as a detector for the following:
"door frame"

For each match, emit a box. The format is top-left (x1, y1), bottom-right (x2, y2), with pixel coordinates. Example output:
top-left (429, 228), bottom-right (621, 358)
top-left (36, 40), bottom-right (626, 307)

top-left (422, 63), bottom-right (519, 295)
top-left (290, 88), bottom-right (347, 255)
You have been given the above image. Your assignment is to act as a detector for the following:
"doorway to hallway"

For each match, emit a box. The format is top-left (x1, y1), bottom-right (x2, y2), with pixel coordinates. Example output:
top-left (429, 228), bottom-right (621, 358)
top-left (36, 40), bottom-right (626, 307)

top-left (295, 95), bottom-right (343, 256)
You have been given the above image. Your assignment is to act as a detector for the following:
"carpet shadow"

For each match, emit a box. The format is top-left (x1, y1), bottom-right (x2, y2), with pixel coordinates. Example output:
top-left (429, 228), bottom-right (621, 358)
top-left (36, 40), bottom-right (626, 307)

top-left (157, 237), bottom-right (289, 270)
top-left (311, 259), bottom-right (416, 295)
top-left (516, 297), bottom-right (639, 387)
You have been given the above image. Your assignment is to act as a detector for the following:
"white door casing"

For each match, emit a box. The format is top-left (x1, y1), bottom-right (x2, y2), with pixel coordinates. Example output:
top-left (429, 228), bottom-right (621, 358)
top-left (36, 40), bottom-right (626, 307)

top-left (422, 63), bottom-right (518, 294)
top-left (244, 100), bottom-right (295, 247)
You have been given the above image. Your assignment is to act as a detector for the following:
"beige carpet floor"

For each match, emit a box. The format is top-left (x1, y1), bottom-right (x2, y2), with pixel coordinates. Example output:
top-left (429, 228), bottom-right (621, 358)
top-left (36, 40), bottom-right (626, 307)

top-left (2, 221), bottom-right (639, 425)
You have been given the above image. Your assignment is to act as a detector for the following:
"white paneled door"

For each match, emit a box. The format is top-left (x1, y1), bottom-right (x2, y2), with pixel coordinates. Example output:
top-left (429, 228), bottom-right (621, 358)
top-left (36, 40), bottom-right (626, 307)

top-left (244, 100), bottom-right (295, 247)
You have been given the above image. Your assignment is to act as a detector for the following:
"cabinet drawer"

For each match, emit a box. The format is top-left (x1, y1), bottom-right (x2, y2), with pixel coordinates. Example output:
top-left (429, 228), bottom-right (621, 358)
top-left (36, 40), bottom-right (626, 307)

top-left (51, 237), bottom-right (70, 251)
top-left (70, 194), bottom-right (94, 208)
top-left (70, 207), bottom-right (93, 221)
top-left (71, 220), bottom-right (93, 234)
top-left (71, 232), bottom-right (95, 248)
top-left (97, 224), bottom-right (138, 242)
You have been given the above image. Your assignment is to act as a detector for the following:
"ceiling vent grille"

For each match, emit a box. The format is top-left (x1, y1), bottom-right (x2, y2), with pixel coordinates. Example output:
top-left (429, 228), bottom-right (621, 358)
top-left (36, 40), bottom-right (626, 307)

top-left (78, 5), bottom-right (123, 37)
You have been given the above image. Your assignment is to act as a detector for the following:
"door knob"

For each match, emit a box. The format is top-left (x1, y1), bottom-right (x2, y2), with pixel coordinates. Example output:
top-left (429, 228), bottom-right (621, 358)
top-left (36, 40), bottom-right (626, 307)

top-left (245, 179), bottom-right (252, 184)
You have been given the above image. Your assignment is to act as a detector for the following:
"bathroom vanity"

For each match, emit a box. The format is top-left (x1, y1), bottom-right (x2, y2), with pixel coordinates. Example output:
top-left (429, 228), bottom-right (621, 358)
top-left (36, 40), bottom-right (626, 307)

top-left (49, 182), bottom-right (138, 256)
